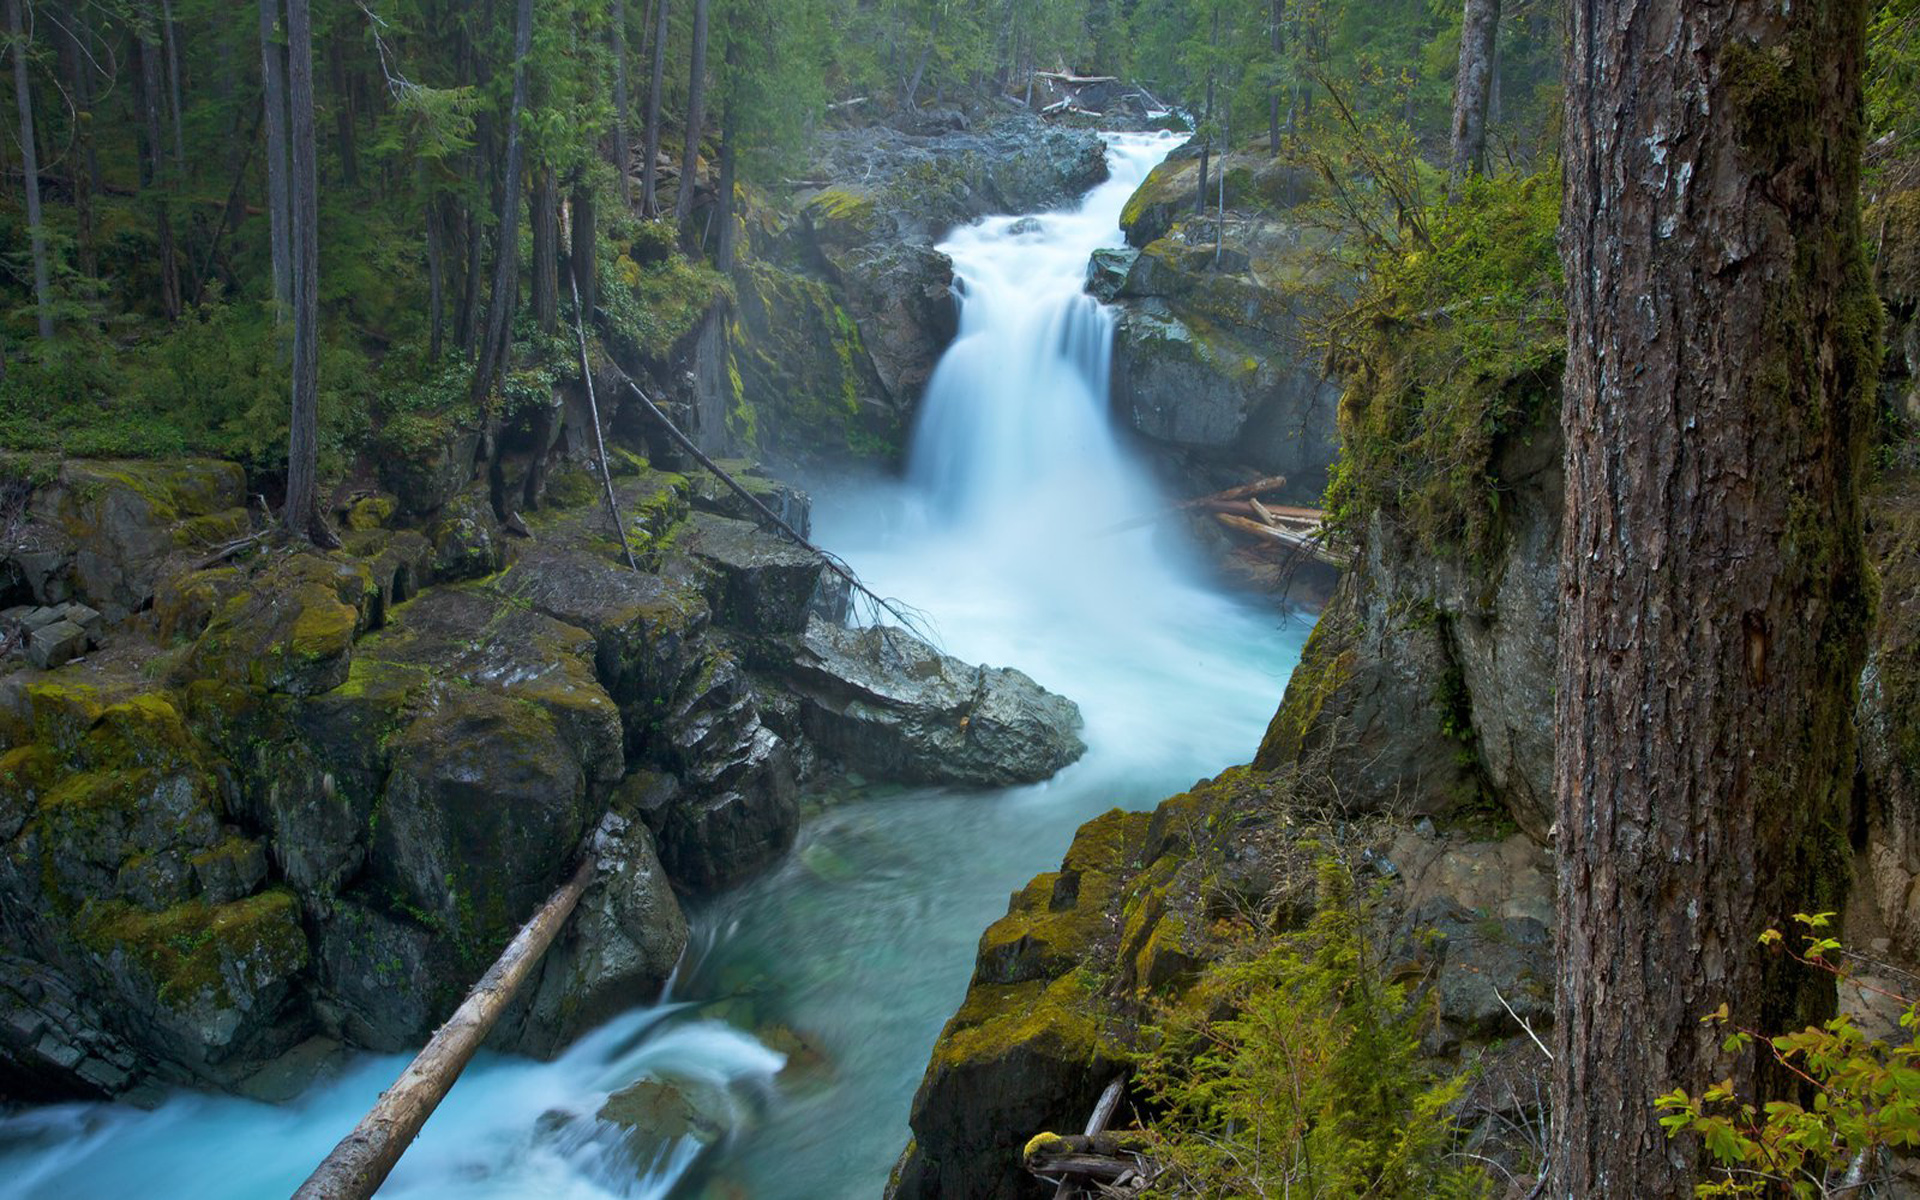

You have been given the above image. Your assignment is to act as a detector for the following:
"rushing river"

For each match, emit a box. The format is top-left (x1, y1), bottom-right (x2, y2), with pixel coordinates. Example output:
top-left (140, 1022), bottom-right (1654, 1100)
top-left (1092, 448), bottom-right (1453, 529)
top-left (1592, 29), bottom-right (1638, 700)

top-left (0, 131), bottom-right (1310, 1199)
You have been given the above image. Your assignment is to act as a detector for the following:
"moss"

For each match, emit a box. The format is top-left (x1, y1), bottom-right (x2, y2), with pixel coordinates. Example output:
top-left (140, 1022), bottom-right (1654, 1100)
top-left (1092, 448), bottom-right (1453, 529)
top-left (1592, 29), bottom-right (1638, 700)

top-left (345, 496), bottom-right (395, 530)
top-left (77, 889), bottom-right (308, 1011)
top-left (1255, 607), bottom-right (1358, 770)
top-left (937, 967), bottom-right (1111, 1071)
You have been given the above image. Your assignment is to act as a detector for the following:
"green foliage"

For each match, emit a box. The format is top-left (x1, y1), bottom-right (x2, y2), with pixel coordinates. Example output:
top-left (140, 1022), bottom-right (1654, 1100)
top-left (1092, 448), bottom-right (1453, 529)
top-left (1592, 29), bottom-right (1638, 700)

top-left (1319, 165), bottom-right (1564, 561)
top-left (1656, 913), bottom-right (1920, 1197)
top-left (1135, 859), bottom-right (1488, 1197)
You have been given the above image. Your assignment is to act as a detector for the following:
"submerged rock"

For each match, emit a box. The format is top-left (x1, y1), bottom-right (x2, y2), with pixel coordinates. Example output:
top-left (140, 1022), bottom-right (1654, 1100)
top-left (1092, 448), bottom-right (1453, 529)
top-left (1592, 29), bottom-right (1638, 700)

top-left (784, 619), bottom-right (1085, 788)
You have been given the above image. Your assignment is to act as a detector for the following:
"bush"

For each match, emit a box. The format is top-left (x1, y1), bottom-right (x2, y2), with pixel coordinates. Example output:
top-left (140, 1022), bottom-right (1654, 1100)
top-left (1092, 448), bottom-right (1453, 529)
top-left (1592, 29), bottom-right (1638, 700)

top-left (1134, 858), bottom-right (1489, 1197)
top-left (1656, 912), bottom-right (1920, 1197)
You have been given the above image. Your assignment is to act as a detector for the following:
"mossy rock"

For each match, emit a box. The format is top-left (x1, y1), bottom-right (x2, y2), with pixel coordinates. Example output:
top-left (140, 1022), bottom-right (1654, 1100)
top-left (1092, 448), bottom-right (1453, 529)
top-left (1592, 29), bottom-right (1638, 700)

top-left (181, 552), bottom-right (376, 697)
top-left (153, 567), bottom-right (247, 642)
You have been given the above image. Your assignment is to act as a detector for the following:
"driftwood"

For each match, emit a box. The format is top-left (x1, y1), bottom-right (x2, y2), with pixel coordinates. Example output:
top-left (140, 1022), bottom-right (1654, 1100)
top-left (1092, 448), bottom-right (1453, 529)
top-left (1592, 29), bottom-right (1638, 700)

top-left (1092, 475), bottom-right (1293, 539)
top-left (1028, 1077), bottom-right (1149, 1197)
top-left (1034, 71), bottom-right (1121, 86)
top-left (290, 855), bottom-right (596, 1200)
top-left (1214, 511), bottom-right (1347, 567)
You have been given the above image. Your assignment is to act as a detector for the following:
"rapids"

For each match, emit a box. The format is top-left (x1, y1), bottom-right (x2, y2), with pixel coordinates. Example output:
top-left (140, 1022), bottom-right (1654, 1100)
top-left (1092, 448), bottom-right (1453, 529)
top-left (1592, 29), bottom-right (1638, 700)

top-left (0, 130), bottom-right (1310, 1200)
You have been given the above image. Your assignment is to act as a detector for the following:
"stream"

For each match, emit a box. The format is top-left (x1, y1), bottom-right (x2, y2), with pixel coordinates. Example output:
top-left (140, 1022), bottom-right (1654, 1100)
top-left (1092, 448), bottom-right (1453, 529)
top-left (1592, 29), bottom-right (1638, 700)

top-left (0, 131), bottom-right (1310, 1200)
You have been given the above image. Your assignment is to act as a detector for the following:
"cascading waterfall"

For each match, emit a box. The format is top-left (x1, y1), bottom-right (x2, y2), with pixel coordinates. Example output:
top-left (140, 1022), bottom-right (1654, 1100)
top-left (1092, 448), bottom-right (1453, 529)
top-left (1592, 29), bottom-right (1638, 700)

top-left (0, 131), bottom-right (1309, 1200)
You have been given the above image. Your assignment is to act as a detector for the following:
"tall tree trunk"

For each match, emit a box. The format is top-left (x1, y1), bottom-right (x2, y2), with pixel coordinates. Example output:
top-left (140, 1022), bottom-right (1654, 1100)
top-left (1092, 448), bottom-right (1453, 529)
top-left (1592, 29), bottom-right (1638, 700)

top-left (569, 180), bottom-right (596, 320)
top-left (471, 0), bottom-right (535, 408)
top-left (611, 0), bottom-right (631, 207)
top-left (284, 0), bottom-right (322, 543)
top-left (8, 0), bottom-right (49, 339)
top-left (257, 0), bottom-right (293, 317)
top-left (673, 0), bottom-right (709, 222)
top-left (530, 164), bottom-right (559, 333)
top-left (641, 0), bottom-right (668, 216)
top-left (1268, 0), bottom-right (1286, 154)
top-left (139, 22), bottom-right (182, 321)
top-left (902, 8), bottom-right (941, 110)
top-left (160, 0), bottom-right (186, 173)
top-left (57, 8), bottom-right (97, 276)
top-left (1447, 0), bottom-right (1500, 194)
top-left (426, 191), bottom-right (446, 361)
top-left (329, 26), bottom-right (357, 186)
top-left (1551, 0), bottom-right (1878, 1192)
top-left (458, 195), bottom-right (484, 353)
top-left (715, 62), bottom-right (737, 273)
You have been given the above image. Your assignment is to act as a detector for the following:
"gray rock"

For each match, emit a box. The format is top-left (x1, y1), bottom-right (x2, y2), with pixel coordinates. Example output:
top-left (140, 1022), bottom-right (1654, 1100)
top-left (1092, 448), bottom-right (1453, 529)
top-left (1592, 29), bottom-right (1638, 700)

top-left (684, 512), bottom-right (826, 636)
top-left (427, 491), bottom-right (503, 582)
top-left (784, 618), bottom-right (1086, 787)
top-left (27, 619), bottom-right (87, 669)
top-left (1086, 247), bottom-right (1139, 303)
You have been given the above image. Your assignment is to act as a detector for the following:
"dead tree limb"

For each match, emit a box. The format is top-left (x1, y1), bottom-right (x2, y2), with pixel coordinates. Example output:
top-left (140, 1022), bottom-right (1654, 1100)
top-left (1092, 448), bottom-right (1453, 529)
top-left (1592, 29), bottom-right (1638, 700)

top-left (1092, 476), bottom-right (1295, 539)
top-left (290, 855), bottom-right (595, 1200)
top-left (567, 263), bottom-right (639, 571)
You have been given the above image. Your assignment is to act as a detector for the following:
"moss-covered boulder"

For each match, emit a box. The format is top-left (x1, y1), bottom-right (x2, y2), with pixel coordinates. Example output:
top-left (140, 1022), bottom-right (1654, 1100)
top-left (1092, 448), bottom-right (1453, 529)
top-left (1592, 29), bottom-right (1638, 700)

top-left (180, 552), bottom-right (377, 697)
top-left (11, 458), bottom-right (250, 621)
top-left (426, 491), bottom-right (504, 582)
top-left (731, 261), bottom-right (897, 463)
top-left (682, 512), bottom-right (826, 636)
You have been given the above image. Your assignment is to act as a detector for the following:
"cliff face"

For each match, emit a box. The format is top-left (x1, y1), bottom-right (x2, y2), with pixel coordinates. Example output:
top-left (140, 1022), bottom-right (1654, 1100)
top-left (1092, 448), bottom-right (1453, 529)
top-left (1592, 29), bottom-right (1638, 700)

top-left (1101, 143), bottom-right (1342, 504)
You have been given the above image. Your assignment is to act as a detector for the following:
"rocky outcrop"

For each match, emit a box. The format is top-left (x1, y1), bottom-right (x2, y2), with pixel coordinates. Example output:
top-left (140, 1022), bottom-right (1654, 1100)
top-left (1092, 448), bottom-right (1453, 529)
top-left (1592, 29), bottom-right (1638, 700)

top-left (785, 619), bottom-right (1086, 787)
top-left (1104, 145), bottom-right (1340, 503)
top-left (0, 450), bottom-right (1087, 1100)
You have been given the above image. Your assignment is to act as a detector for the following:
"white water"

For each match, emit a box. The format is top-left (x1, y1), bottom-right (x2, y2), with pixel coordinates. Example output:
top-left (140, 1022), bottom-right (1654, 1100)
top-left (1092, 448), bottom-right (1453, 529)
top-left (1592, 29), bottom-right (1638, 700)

top-left (0, 131), bottom-right (1310, 1200)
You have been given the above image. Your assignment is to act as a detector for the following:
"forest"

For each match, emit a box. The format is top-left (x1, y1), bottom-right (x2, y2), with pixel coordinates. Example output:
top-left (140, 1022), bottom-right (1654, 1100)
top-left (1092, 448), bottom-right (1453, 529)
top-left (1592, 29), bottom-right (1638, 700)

top-left (0, 0), bottom-right (1917, 1195)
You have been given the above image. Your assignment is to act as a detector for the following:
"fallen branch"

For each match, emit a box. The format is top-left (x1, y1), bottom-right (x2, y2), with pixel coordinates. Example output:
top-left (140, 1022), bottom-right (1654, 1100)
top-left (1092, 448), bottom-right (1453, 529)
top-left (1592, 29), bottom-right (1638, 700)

top-left (1214, 512), bottom-right (1347, 567)
top-left (1092, 475), bottom-right (1293, 539)
top-left (568, 263), bottom-right (639, 571)
top-left (1053, 1076), bottom-right (1130, 1199)
top-left (291, 855), bottom-right (596, 1200)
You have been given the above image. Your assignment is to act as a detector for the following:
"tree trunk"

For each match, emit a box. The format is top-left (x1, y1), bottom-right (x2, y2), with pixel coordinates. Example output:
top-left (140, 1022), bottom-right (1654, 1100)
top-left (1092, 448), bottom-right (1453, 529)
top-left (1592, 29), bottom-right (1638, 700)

top-left (1268, 0), bottom-right (1286, 154)
top-left (425, 192), bottom-right (446, 361)
top-left (569, 180), bottom-right (596, 321)
top-left (9, 0), bottom-right (51, 339)
top-left (139, 21), bottom-right (182, 322)
top-left (457, 195), bottom-right (484, 353)
top-left (641, 0), bottom-right (668, 217)
top-left (284, 0), bottom-right (322, 543)
top-left (673, 0), bottom-right (709, 222)
top-left (1447, 0), bottom-right (1501, 194)
top-left (291, 856), bottom-right (595, 1200)
top-left (1551, 0), bottom-right (1878, 1192)
top-left (471, 0), bottom-right (535, 408)
top-left (257, 0), bottom-right (293, 317)
top-left (715, 73), bottom-right (737, 273)
top-left (160, 0), bottom-right (186, 174)
top-left (530, 164), bottom-right (559, 334)
top-left (328, 26), bottom-right (357, 186)
top-left (57, 8), bottom-right (97, 276)
top-left (610, 0), bottom-right (630, 207)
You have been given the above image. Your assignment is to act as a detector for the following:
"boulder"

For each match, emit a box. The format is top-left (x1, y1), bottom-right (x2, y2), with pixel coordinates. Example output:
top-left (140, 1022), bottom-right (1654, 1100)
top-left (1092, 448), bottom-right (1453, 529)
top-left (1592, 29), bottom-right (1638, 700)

top-left (27, 619), bottom-right (88, 669)
top-left (683, 512), bottom-right (826, 636)
top-left (784, 619), bottom-right (1086, 788)
top-left (426, 491), bottom-right (504, 582)
top-left (180, 552), bottom-right (377, 698)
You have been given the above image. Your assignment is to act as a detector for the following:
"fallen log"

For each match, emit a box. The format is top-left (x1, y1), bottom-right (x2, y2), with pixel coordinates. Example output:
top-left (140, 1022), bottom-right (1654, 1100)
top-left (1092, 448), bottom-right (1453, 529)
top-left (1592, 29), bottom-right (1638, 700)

top-left (290, 855), bottom-right (596, 1200)
top-left (1047, 1076), bottom-right (1131, 1199)
top-left (1092, 476), bottom-right (1292, 539)
top-left (1214, 512), bottom-right (1348, 567)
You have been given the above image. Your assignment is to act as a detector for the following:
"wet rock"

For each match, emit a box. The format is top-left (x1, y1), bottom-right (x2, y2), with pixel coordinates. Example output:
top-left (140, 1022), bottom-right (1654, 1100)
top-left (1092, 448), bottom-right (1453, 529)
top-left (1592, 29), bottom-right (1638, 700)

top-left (1086, 247), bottom-right (1138, 302)
top-left (0, 953), bottom-right (159, 1102)
top-left (599, 1077), bottom-right (730, 1146)
top-left (427, 491), bottom-right (504, 581)
top-left (379, 423), bottom-right (482, 518)
top-left (784, 618), bottom-right (1086, 787)
top-left (683, 513), bottom-right (826, 636)
top-left (512, 811), bottom-right (688, 1056)
top-left (313, 893), bottom-right (454, 1051)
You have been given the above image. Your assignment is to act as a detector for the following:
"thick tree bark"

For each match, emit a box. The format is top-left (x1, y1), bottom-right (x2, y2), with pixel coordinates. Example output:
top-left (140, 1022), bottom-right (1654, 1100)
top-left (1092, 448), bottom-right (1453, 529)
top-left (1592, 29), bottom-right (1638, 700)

top-left (457, 195), bottom-right (484, 353)
top-left (470, 0), bottom-right (535, 408)
top-left (283, 0), bottom-right (322, 543)
top-left (328, 28), bottom-right (358, 187)
top-left (673, 0), bottom-right (709, 223)
top-left (160, 0), bottom-right (185, 174)
top-left (530, 164), bottom-right (559, 334)
top-left (139, 22), bottom-right (182, 322)
top-left (569, 181), bottom-right (596, 321)
top-left (9, 0), bottom-right (51, 339)
top-left (1447, 0), bottom-right (1501, 193)
top-left (291, 857), bottom-right (595, 1200)
top-left (640, 0), bottom-right (668, 217)
top-left (1552, 0), bottom-right (1879, 1193)
top-left (610, 0), bottom-right (630, 207)
top-left (257, 0), bottom-right (293, 317)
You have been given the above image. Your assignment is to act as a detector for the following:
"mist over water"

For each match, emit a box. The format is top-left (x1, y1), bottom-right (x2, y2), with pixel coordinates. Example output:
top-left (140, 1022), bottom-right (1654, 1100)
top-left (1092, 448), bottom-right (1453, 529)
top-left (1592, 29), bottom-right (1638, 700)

top-left (0, 131), bottom-right (1310, 1200)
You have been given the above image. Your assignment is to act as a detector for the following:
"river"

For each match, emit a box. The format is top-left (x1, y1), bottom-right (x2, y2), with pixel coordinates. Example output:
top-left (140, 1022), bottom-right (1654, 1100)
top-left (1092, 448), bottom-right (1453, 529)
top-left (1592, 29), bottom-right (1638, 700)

top-left (0, 130), bottom-right (1309, 1200)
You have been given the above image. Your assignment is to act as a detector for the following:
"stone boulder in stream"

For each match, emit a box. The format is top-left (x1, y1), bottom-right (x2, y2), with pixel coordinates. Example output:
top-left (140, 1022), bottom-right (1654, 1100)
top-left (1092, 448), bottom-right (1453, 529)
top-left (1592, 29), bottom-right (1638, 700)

top-left (783, 619), bottom-right (1086, 788)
